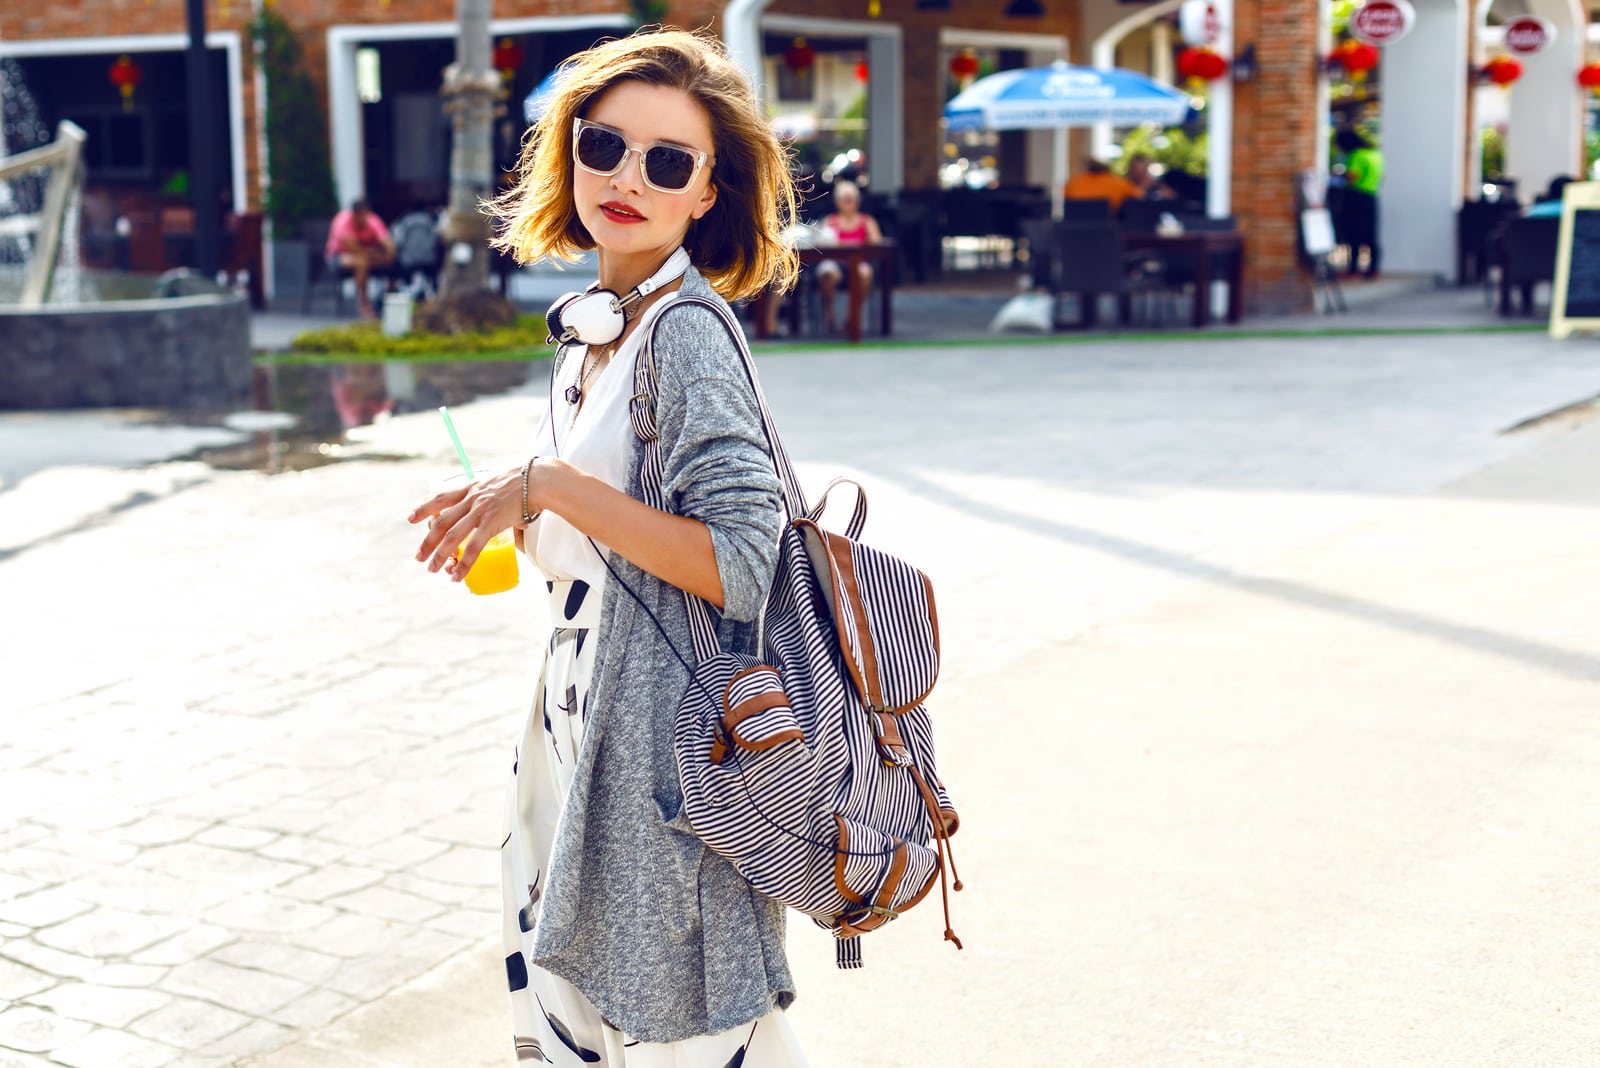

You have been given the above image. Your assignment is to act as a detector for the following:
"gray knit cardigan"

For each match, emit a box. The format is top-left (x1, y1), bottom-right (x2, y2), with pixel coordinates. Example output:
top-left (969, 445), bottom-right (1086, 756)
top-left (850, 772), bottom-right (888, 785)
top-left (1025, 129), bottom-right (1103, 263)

top-left (527, 266), bottom-right (794, 1042)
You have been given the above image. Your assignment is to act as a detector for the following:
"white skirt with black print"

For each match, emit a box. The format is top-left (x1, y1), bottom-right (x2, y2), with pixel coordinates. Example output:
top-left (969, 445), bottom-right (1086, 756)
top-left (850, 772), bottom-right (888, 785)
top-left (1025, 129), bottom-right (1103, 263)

top-left (500, 578), bottom-right (808, 1067)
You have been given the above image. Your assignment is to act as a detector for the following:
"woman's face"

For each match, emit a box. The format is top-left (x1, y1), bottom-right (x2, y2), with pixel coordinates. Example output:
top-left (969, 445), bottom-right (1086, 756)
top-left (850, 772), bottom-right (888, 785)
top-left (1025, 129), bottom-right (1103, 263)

top-left (573, 81), bottom-right (718, 263)
top-left (835, 187), bottom-right (860, 213)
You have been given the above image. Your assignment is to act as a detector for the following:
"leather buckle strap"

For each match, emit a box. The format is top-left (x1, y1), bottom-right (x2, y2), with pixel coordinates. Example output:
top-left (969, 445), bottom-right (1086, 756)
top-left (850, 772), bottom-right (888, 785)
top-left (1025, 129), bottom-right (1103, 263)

top-left (869, 709), bottom-right (911, 767)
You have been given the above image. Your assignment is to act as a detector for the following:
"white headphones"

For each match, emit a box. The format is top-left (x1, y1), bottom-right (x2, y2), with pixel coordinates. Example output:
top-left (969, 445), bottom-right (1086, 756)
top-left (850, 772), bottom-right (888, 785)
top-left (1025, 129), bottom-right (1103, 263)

top-left (545, 247), bottom-right (693, 348)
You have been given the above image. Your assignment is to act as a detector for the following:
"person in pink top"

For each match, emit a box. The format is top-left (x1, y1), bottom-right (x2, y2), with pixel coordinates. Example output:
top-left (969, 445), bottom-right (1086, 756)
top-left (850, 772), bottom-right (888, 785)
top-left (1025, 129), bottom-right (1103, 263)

top-left (325, 199), bottom-right (396, 318)
top-left (814, 180), bottom-right (883, 334)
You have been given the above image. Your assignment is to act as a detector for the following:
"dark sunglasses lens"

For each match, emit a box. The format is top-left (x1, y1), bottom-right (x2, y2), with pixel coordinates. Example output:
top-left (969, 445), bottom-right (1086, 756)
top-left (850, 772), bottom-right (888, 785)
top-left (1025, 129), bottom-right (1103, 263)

top-left (644, 146), bottom-right (696, 190)
top-left (577, 127), bottom-right (626, 172)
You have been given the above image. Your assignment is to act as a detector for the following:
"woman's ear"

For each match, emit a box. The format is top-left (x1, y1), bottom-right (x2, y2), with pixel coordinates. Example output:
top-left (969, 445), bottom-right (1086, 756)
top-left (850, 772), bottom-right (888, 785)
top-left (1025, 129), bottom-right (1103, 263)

top-left (691, 181), bottom-right (718, 221)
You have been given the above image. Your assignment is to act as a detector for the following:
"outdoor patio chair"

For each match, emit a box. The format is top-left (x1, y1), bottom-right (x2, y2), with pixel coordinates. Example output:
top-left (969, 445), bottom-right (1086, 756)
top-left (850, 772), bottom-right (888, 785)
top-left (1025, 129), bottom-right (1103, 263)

top-left (892, 190), bottom-right (943, 283)
top-left (1457, 198), bottom-right (1519, 286)
top-left (389, 211), bottom-right (444, 298)
top-left (940, 187), bottom-right (1012, 270)
top-left (1060, 198), bottom-right (1113, 223)
top-left (1498, 215), bottom-right (1559, 317)
top-left (1020, 218), bottom-right (1056, 293)
top-left (1049, 221), bottom-right (1168, 329)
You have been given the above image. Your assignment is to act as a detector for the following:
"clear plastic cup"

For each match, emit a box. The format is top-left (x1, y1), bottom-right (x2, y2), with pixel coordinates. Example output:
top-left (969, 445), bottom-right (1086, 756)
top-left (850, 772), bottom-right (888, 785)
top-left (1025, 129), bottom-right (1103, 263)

top-left (431, 472), bottom-right (520, 596)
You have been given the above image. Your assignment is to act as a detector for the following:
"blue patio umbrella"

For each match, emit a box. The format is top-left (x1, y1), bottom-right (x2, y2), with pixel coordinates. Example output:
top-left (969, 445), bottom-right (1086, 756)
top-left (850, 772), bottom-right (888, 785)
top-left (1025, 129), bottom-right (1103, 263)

top-left (944, 62), bottom-right (1191, 131)
top-left (944, 63), bottom-right (1192, 219)
top-left (523, 63), bottom-right (575, 125)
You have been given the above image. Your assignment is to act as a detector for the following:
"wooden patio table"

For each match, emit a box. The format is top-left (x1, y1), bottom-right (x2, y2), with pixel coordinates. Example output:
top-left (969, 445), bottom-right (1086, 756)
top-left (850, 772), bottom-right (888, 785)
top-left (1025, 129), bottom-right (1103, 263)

top-left (1121, 230), bottom-right (1247, 328)
top-left (752, 240), bottom-right (896, 342)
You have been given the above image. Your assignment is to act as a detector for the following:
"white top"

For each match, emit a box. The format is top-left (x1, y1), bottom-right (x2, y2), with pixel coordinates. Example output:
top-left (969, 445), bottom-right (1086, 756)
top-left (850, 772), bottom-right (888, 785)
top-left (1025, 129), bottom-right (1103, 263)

top-left (525, 299), bottom-right (673, 587)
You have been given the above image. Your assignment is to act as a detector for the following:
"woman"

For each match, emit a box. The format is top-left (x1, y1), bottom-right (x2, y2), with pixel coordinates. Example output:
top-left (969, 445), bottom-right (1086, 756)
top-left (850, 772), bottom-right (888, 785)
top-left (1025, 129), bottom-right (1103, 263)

top-left (814, 179), bottom-right (883, 334)
top-left (407, 29), bottom-right (806, 1065)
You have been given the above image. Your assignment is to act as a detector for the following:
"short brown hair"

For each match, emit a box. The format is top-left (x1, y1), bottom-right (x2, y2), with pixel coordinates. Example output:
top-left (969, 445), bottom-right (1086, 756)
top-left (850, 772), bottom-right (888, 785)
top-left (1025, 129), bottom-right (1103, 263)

top-left (489, 28), bottom-right (799, 302)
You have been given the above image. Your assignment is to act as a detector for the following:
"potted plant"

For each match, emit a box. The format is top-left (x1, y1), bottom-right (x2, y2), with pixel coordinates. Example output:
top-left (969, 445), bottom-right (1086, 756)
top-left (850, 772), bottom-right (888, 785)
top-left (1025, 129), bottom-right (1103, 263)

top-left (254, 10), bottom-right (337, 303)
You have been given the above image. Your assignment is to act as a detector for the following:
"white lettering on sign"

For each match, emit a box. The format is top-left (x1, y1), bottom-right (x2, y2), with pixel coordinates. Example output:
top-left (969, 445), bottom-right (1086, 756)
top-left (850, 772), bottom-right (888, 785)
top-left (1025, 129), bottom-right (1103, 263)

top-left (1349, 0), bottom-right (1417, 46)
top-left (1502, 16), bottom-right (1554, 56)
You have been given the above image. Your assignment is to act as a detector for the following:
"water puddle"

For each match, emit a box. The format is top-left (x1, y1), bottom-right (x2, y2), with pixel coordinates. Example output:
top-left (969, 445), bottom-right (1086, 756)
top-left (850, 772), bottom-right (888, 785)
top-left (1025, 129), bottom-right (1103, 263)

top-left (172, 359), bottom-right (535, 475)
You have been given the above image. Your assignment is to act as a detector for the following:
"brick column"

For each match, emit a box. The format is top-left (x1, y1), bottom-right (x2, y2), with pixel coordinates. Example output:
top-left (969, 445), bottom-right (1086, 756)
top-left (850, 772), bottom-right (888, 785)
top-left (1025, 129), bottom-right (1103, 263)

top-left (902, 25), bottom-right (942, 189)
top-left (1230, 0), bottom-right (1318, 315)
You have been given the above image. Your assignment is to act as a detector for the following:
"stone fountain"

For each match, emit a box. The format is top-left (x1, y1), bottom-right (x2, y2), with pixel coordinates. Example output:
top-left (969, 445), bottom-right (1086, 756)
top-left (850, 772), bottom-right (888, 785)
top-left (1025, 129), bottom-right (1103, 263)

top-left (0, 59), bottom-right (250, 410)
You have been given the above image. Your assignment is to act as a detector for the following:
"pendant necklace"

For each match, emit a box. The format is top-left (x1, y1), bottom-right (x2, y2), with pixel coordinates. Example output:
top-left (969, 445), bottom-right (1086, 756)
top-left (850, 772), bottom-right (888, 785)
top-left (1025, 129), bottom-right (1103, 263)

top-left (564, 342), bottom-right (613, 406)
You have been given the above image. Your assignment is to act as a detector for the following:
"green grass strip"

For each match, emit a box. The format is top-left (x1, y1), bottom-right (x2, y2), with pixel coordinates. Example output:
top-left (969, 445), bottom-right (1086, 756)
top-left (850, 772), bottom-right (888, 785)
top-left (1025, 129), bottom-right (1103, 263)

top-left (256, 321), bottom-right (1548, 365)
top-left (257, 346), bottom-right (555, 366)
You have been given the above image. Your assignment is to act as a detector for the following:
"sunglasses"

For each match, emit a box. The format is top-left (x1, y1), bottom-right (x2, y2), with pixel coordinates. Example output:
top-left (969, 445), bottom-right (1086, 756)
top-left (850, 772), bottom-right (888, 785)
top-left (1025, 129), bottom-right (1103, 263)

top-left (572, 118), bottom-right (710, 194)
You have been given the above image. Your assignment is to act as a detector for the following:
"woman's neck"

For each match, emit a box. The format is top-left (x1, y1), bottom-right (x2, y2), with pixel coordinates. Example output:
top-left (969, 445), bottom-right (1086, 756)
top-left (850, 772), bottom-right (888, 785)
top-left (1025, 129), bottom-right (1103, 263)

top-left (596, 245), bottom-right (683, 296)
top-left (591, 246), bottom-right (687, 343)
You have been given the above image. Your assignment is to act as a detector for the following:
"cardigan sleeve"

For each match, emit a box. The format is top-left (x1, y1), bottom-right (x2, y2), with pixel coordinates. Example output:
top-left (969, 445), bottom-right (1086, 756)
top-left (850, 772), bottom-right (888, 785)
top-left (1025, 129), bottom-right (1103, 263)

top-left (650, 302), bottom-right (783, 622)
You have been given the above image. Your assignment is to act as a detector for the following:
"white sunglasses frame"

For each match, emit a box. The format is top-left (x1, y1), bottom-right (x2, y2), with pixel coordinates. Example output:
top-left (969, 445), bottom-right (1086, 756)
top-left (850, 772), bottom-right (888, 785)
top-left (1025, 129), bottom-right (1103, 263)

top-left (571, 118), bottom-right (711, 195)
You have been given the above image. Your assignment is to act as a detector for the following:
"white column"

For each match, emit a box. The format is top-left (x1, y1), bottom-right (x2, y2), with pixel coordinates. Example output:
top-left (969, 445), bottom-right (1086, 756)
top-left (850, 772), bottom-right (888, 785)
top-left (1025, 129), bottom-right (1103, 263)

top-left (1151, 22), bottom-right (1174, 85)
top-left (1090, 37), bottom-right (1115, 161)
top-left (866, 33), bottom-right (903, 195)
top-left (1206, 0), bottom-right (1233, 219)
top-left (1506, 14), bottom-right (1584, 202)
top-left (327, 32), bottom-right (364, 208)
top-left (1377, 0), bottom-right (1468, 276)
top-left (723, 0), bottom-right (775, 96)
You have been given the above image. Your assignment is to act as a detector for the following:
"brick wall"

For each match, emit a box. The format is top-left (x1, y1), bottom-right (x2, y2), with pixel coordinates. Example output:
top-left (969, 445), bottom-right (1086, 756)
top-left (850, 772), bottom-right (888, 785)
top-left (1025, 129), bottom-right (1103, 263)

top-left (1229, 0), bottom-right (1317, 315)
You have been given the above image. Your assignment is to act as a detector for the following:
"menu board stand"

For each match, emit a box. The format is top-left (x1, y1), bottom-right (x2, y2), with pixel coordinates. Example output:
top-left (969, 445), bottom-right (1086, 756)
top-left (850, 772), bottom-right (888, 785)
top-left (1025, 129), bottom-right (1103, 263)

top-left (1549, 181), bottom-right (1600, 339)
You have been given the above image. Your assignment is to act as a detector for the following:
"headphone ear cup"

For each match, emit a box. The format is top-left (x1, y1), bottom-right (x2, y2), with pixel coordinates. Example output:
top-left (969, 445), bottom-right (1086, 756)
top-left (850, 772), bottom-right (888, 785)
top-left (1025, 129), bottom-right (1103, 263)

top-left (560, 290), bottom-right (626, 346)
top-left (545, 292), bottom-right (584, 341)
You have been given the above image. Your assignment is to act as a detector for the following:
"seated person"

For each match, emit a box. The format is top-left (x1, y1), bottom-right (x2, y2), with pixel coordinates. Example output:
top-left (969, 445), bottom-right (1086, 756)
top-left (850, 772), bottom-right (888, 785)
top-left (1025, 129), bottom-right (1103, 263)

top-left (1527, 175), bottom-right (1574, 218)
top-left (760, 179), bottom-right (883, 336)
top-left (815, 180), bottom-right (884, 334)
top-left (325, 198), bottom-right (396, 319)
top-left (1125, 153), bottom-right (1174, 200)
top-left (1063, 159), bottom-right (1142, 216)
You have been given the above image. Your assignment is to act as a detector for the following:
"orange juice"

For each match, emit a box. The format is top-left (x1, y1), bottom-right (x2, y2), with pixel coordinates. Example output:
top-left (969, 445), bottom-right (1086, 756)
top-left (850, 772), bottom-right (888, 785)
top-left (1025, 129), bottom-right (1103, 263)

top-left (458, 532), bottom-right (519, 595)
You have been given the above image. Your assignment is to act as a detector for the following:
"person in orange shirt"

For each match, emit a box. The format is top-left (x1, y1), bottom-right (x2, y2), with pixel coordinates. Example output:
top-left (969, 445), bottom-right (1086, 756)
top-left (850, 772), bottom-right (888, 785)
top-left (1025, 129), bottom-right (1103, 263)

top-left (1063, 159), bottom-right (1143, 216)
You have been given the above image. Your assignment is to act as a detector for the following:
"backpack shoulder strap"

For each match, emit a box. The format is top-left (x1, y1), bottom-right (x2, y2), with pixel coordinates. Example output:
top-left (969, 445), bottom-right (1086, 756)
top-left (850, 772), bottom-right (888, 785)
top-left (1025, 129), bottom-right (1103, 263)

top-left (630, 293), bottom-right (808, 663)
top-left (635, 294), bottom-right (809, 520)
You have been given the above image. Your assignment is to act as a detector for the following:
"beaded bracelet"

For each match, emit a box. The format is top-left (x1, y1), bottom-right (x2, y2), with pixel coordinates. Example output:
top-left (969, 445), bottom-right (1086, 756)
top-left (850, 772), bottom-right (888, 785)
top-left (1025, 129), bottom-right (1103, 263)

top-left (521, 458), bottom-right (538, 525)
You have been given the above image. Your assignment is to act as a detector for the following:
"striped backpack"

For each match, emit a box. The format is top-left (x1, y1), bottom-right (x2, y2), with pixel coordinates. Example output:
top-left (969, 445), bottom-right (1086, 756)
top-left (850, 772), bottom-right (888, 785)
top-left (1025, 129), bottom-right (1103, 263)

top-left (627, 295), bottom-right (962, 969)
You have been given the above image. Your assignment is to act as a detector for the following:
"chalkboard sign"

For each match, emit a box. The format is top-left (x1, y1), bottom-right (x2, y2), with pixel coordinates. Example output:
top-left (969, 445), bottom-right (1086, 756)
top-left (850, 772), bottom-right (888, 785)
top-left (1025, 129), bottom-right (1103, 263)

top-left (1550, 182), bottom-right (1600, 338)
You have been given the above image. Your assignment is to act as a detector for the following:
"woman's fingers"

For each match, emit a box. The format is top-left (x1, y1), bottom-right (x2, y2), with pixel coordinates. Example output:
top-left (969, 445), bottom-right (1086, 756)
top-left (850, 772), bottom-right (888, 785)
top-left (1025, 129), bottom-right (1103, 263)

top-left (426, 514), bottom-right (474, 573)
top-left (417, 500), bottom-right (472, 565)
top-left (452, 527), bottom-right (491, 581)
top-left (407, 483), bottom-right (470, 525)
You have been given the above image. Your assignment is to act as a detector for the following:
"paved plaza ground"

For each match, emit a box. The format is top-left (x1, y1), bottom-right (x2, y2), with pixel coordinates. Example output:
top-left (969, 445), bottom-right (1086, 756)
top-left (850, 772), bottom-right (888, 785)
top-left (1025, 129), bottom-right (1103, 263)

top-left (3, 310), bottom-right (1600, 1066)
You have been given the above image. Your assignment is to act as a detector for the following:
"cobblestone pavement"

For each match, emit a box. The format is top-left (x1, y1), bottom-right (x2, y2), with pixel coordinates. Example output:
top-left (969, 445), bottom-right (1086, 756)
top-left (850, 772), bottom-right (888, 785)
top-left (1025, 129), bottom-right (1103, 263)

top-left (3, 328), bottom-right (1599, 1066)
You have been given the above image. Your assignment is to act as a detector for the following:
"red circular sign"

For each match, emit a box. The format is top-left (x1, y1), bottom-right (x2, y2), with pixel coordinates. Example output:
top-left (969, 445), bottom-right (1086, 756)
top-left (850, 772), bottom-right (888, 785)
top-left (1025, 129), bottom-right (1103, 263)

top-left (1350, 0), bottom-right (1416, 46)
top-left (1503, 16), bottom-right (1553, 56)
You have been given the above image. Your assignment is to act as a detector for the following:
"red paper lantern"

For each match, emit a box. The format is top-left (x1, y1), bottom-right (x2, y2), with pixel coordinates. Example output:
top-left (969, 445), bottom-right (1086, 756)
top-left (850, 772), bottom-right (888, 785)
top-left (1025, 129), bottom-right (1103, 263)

top-left (1329, 40), bottom-right (1381, 79)
top-left (783, 37), bottom-right (816, 74)
top-left (949, 49), bottom-right (980, 84)
top-left (1175, 46), bottom-right (1229, 83)
top-left (1578, 61), bottom-right (1600, 91)
top-left (855, 61), bottom-right (870, 83)
top-left (108, 54), bottom-right (142, 113)
top-left (1483, 54), bottom-right (1523, 86)
top-left (493, 38), bottom-right (524, 75)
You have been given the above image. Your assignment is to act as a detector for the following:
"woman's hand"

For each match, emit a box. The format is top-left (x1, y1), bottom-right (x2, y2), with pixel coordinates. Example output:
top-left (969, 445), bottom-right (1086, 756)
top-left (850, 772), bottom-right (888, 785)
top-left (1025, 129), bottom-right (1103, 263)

top-left (408, 461), bottom-right (539, 582)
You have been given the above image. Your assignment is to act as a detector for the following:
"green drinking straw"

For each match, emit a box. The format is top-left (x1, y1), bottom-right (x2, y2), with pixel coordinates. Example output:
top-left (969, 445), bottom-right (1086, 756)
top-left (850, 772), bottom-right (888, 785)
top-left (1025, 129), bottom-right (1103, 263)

top-left (438, 406), bottom-right (474, 480)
